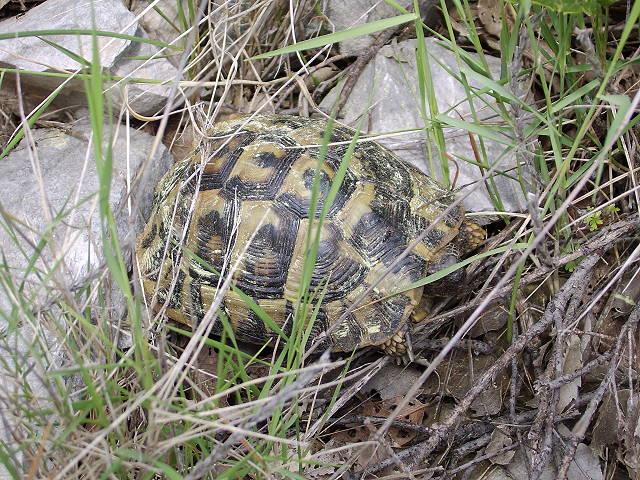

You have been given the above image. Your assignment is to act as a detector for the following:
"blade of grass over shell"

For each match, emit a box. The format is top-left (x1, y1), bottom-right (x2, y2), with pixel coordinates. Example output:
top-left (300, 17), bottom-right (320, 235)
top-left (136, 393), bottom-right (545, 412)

top-left (168, 246), bottom-right (284, 395)
top-left (249, 13), bottom-right (417, 60)
top-left (288, 277), bottom-right (329, 359)
top-left (294, 115), bottom-right (362, 365)
top-left (382, 244), bottom-right (528, 298)
top-left (260, 285), bottom-right (331, 448)
top-left (291, 115), bottom-right (334, 353)
top-left (264, 115), bottom-right (363, 458)
top-left (213, 313), bottom-right (265, 397)
top-left (181, 246), bottom-right (288, 340)
top-left (300, 282), bottom-right (329, 357)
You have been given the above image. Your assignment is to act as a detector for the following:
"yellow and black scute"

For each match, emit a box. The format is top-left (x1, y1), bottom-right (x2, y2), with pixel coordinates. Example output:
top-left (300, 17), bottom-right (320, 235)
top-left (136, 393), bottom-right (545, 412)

top-left (135, 115), bottom-right (482, 356)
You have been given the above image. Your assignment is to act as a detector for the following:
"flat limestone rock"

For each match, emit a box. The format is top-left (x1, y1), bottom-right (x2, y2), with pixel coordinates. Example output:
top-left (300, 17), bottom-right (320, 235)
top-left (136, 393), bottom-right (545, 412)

top-left (0, 0), bottom-right (135, 73)
top-left (0, 0), bottom-right (179, 116)
top-left (0, 120), bottom-right (173, 316)
top-left (322, 0), bottom-right (410, 54)
top-left (0, 120), bottom-right (173, 478)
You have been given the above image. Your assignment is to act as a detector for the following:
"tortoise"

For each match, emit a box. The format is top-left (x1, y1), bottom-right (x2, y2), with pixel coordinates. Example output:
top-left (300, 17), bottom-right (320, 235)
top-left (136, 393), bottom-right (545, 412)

top-left (135, 115), bottom-right (484, 358)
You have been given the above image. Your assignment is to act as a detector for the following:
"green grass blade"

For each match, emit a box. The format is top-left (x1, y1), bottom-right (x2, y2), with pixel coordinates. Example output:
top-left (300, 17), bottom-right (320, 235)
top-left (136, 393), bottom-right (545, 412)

top-left (550, 79), bottom-right (600, 113)
top-left (0, 85), bottom-right (61, 160)
top-left (396, 243), bottom-right (529, 293)
top-left (250, 13), bottom-right (418, 59)
top-left (599, 94), bottom-right (632, 146)
top-left (435, 114), bottom-right (513, 145)
top-left (37, 36), bottom-right (91, 66)
top-left (182, 245), bottom-right (288, 339)
top-left (516, 0), bottom-right (616, 15)
top-left (0, 29), bottom-right (180, 50)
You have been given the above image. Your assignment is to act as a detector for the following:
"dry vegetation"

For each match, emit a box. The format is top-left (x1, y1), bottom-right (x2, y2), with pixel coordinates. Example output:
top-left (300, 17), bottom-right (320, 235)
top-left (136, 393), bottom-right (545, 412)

top-left (0, 0), bottom-right (639, 479)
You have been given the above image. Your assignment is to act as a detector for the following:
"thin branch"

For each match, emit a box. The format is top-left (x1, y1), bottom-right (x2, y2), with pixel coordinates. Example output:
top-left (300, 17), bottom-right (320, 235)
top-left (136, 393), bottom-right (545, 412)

top-left (556, 303), bottom-right (640, 480)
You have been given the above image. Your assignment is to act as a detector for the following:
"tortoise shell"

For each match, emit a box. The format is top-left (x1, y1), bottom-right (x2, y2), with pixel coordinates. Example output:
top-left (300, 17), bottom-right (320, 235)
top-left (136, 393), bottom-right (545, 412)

top-left (136, 115), bottom-right (482, 355)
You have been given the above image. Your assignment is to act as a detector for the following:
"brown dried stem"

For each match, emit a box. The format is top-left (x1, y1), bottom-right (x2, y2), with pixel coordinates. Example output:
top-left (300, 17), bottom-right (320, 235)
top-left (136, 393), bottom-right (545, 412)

top-left (424, 215), bottom-right (639, 326)
top-left (355, 254), bottom-right (600, 477)
top-left (556, 302), bottom-right (639, 480)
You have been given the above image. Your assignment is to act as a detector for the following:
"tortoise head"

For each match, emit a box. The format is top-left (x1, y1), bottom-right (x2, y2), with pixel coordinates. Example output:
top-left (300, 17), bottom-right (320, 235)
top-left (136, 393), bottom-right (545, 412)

top-left (422, 218), bottom-right (485, 295)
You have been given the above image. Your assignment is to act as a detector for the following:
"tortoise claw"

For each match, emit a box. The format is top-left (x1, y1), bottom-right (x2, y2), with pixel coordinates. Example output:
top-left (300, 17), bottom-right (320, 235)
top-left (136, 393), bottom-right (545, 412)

top-left (459, 219), bottom-right (486, 253)
top-left (380, 328), bottom-right (414, 364)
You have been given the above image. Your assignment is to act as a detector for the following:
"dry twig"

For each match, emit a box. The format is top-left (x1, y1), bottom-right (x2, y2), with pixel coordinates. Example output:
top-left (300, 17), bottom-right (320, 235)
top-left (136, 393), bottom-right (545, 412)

top-left (354, 254), bottom-right (601, 477)
top-left (556, 303), bottom-right (639, 480)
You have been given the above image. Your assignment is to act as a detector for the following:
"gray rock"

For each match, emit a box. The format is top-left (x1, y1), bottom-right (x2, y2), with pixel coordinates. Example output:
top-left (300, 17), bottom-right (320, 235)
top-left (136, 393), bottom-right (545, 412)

top-left (131, 0), bottom-right (185, 49)
top-left (0, 119), bottom-right (172, 478)
top-left (321, 0), bottom-right (412, 54)
top-left (320, 38), bottom-right (533, 214)
top-left (0, 119), bottom-right (173, 315)
top-left (109, 26), bottom-right (180, 117)
top-left (0, 0), bottom-right (135, 73)
top-left (0, 0), bottom-right (179, 116)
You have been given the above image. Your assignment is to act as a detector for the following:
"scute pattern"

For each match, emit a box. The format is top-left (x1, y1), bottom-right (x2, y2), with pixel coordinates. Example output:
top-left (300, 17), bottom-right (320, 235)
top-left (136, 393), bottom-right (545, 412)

top-left (136, 115), bottom-right (481, 353)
